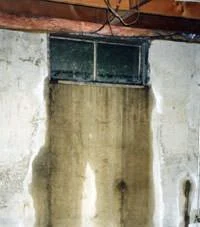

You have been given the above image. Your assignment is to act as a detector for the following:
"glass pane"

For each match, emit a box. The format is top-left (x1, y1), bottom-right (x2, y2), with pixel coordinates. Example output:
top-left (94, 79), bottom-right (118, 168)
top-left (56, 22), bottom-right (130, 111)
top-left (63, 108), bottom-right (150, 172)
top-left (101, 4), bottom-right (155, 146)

top-left (50, 39), bottom-right (93, 81)
top-left (96, 43), bottom-right (140, 84)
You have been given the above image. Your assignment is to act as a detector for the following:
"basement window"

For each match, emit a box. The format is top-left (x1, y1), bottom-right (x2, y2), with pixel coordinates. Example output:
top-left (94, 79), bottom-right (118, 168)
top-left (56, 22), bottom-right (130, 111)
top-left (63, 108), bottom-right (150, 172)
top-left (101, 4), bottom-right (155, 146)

top-left (50, 36), bottom-right (149, 85)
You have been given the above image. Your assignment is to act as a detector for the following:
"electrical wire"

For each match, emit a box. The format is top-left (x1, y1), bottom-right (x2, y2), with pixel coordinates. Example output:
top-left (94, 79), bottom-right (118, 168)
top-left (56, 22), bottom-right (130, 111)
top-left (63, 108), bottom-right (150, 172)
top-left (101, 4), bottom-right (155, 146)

top-left (107, 11), bottom-right (114, 36)
top-left (88, 0), bottom-right (194, 39)
top-left (90, 0), bottom-right (121, 34)
top-left (90, 18), bottom-right (108, 34)
top-left (90, 0), bottom-right (140, 34)
top-left (91, 10), bottom-right (114, 35)
top-left (104, 0), bottom-right (140, 26)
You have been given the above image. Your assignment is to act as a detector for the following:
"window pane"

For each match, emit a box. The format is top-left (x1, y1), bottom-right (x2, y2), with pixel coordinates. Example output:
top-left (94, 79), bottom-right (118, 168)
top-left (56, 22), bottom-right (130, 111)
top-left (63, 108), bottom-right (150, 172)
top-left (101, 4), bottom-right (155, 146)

top-left (50, 39), bottom-right (93, 81)
top-left (96, 43), bottom-right (140, 84)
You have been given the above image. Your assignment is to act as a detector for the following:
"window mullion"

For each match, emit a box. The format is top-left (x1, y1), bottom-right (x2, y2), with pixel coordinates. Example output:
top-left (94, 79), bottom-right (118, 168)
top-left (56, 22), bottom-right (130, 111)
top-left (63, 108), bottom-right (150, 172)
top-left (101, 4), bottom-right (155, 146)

top-left (93, 41), bottom-right (97, 81)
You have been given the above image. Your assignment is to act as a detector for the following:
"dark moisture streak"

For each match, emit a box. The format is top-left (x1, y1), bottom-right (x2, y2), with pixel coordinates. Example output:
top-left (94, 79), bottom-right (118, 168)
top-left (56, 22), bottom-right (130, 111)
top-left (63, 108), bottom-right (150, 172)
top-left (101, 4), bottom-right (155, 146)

top-left (117, 180), bottom-right (127, 227)
top-left (184, 180), bottom-right (191, 227)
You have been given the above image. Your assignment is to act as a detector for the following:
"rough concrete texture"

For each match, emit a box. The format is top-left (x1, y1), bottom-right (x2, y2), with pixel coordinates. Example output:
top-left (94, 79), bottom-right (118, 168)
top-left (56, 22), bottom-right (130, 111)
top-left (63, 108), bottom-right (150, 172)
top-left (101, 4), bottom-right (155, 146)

top-left (1, 28), bottom-right (200, 227)
top-left (0, 29), bottom-right (48, 227)
top-left (150, 40), bottom-right (200, 227)
top-left (50, 84), bottom-right (152, 227)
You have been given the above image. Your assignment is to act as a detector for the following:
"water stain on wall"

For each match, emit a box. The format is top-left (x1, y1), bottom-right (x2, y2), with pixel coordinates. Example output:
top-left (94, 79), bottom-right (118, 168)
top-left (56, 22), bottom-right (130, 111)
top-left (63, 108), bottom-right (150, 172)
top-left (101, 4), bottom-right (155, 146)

top-left (179, 177), bottom-right (194, 227)
top-left (31, 77), bottom-right (50, 227)
top-left (47, 83), bottom-right (153, 227)
top-left (31, 146), bottom-right (50, 227)
top-left (183, 180), bottom-right (191, 227)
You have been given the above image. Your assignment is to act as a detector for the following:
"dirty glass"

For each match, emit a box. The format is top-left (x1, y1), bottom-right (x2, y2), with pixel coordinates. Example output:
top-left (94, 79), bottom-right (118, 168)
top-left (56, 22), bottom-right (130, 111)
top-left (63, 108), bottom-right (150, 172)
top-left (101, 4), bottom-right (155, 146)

top-left (96, 43), bottom-right (140, 84)
top-left (50, 39), bottom-right (93, 81)
top-left (50, 37), bottom-right (145, 85)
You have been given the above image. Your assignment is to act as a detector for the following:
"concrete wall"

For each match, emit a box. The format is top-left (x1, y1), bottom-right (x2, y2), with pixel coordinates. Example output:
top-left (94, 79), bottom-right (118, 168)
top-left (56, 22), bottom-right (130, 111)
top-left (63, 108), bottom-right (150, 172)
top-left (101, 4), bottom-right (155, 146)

top-left (0, 30), bottom-right (48, 227)
top-left (49, 84), bottom-right (152, 227)
top-left (0, 28), bottom-right (200, 227)
top-left (150, 40), bottom-right (200, 227)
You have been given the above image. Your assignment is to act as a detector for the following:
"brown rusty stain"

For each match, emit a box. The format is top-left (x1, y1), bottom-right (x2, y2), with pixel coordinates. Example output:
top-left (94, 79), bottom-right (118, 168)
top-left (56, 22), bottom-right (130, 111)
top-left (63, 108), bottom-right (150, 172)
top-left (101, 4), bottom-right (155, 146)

top-left (49, 83), bottom-right (153, 227)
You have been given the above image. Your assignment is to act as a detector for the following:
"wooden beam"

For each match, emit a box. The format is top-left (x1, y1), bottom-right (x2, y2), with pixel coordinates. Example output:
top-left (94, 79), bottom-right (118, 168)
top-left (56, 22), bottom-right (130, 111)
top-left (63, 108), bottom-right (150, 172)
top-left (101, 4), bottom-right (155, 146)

top-left (123, 13), bottom-right (200, 34)
top-left (0, 12), bottom-right (157, 37)
top-left (0, 10), bottom-right (199, 36)
top-left (45, 0), bottom-right (150, 10)
top-left (0, 0), bottom-right (199, 34)
top-left (140, 0), bottom-right (200, 20)
top-left (0, 0), bottom-right (106, 22)
top-left (0, 0), bottom-right (199, 22)
top-left (45, 0), bottom-right (130, 10)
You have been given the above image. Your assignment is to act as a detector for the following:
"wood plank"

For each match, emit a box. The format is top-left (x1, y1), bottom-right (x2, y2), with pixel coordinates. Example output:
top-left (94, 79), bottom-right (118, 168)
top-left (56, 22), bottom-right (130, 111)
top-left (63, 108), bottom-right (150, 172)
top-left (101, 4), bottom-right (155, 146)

top-left (120, 13), bottom-right (200, 34)
top-left (0, 0), bottom-right (106, 22)
top-left (140, 0), bottom-right (200, 20)
top-left (0, 12), bottom-right (157, 37)
top-left (0, 11), bottom-right (200, 37)
top-left (0, 0), bottom-right (199, 35)
top-left (46, 0), bottom-right (130, 10)
top-left (0, 0), bottom-right (199, 22)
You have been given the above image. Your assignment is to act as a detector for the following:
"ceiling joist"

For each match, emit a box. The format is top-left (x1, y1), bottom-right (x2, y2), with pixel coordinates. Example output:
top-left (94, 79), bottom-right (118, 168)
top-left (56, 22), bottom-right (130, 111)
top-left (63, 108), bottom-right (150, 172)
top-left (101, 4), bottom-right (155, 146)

top-left (45, 0), bottom-right (150, 10)
top-left (140, 0), bottom-right (200, 20)
top-left (45, 0), bottom-right (130, 10)
top-left (0, 0), bottom-right (199, 35)
top-left (0, 12), bottom-right (156, 37)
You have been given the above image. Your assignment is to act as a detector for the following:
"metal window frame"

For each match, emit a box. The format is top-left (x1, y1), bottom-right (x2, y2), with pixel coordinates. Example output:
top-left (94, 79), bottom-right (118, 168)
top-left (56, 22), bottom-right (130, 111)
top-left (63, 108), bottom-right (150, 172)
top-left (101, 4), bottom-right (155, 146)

top-left (49, 34), bottom-right (150, 86)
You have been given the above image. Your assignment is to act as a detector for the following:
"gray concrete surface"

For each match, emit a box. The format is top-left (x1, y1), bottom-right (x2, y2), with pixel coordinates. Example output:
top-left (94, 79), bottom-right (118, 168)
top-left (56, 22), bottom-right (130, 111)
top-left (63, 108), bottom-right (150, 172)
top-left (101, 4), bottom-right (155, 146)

top-left (0, 30), bottom-right (48, 227)
top-left (150, 40), bottom-right (200, 227)
top-left (0, 29), bottom-right (200, 227)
